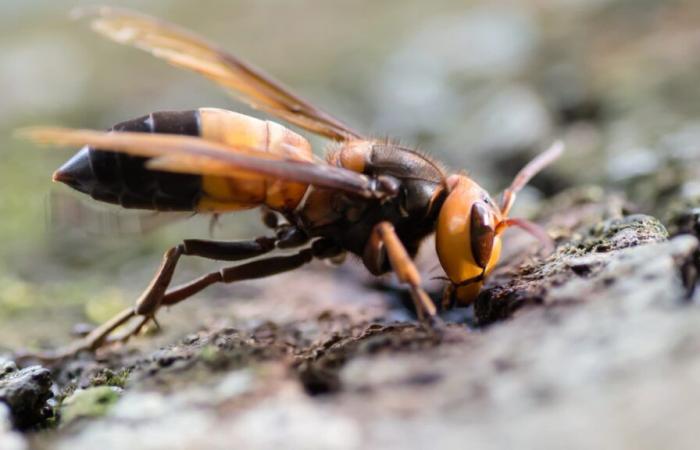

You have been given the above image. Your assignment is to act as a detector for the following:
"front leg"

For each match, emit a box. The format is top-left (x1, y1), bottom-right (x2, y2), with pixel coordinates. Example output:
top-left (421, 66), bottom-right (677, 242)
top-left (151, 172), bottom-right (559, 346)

top-left (369, 222), bottom-right (439, 324)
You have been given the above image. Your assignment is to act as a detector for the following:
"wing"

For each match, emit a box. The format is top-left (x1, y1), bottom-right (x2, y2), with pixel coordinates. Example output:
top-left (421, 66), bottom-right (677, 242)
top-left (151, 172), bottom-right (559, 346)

top-left (18, 127), bottom-right (391, 199)
top-left (49, 191), bottom-right (192, 236)
top-left (72, 6), bottom-right (363, 142)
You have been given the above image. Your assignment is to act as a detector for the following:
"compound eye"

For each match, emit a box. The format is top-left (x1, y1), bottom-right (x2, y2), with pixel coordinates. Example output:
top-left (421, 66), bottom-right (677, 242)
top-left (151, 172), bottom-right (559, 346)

top-left (470, 202), bottom-right (495, 269)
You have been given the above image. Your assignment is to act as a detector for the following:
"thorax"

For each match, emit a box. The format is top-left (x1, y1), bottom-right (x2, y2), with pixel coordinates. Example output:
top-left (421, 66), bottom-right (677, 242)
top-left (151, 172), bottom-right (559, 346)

top-left (291, 142), bottom-right (447, 259)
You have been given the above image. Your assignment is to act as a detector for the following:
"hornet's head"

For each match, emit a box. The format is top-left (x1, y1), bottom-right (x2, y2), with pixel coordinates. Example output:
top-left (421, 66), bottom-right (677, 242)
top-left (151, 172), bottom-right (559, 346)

top-left (435, 142), bottom-right (564, 306)
top-left (435, 175), bottom-right (504, 304)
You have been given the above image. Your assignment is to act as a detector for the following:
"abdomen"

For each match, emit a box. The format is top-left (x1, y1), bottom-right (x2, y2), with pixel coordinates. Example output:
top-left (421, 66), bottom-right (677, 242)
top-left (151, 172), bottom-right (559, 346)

top-left (54, 108), bottom-right (313, 212)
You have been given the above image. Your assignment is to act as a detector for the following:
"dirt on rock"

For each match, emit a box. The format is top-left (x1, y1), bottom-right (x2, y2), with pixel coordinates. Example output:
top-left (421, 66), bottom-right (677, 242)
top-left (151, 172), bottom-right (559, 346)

top-left (3, 187), bottom-right (699, 450)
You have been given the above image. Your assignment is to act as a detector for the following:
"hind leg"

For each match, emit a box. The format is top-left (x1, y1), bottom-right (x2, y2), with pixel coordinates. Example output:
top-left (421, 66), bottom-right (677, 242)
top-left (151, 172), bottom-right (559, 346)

top-left (22, 234), bottom-right (319, 362)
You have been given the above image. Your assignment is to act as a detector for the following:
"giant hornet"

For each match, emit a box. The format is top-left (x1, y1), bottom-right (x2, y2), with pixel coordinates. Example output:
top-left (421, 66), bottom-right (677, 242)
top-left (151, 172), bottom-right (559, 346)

top-left (20, 7), bottom-right (563, 358)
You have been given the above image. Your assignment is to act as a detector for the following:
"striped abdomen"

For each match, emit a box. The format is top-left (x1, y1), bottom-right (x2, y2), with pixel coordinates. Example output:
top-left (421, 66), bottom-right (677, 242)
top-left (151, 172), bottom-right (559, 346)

top-left (54, 108), bottom-right (314, 212)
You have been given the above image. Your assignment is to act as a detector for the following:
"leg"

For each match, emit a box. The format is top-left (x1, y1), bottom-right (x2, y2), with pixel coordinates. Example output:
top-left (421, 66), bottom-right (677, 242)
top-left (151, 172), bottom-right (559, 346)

top-left (24, 235), bottom-right (288, 362)
top-left (114, 247), bottom-right (315, 342)
top-left (120, 240), bottom-right (339, 342)
top-left (159, 239), bottom-right (341, 308)
top-left (135, 236), bottom-right (278, 317)
top-left (372, 222), bottom-right (439, 324)
top-left (160, 249), bottom-right (313, 306)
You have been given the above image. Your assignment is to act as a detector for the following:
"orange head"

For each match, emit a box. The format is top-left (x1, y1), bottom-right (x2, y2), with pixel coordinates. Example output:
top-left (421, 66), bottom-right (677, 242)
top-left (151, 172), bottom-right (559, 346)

top-left (435, 142), bottom-right (564, 305)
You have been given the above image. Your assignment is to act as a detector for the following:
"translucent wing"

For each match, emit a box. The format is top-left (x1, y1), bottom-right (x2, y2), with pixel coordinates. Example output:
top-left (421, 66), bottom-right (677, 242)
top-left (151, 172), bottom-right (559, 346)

top-left (49, 191), bottom-right (192, 236)
top-left (73, 6), bottom-right (363, 141)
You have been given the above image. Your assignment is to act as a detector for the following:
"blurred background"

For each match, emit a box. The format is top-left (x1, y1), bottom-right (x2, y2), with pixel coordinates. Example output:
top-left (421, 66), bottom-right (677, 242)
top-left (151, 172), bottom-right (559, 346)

top-left (2, 0), bottom-right (700, 350)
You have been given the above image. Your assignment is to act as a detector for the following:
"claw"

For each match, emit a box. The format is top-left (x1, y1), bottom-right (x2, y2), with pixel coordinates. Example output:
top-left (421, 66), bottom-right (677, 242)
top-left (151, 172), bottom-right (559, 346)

top-left (416, 311), bottom-right (446, 342)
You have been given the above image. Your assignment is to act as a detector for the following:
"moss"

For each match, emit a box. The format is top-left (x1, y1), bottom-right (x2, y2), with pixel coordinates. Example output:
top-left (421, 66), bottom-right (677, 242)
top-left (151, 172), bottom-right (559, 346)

top-left (87, 368), bottom-right (131, 389)
top-left (199, 344), bottom-right (224, 366)
top-left (48, 370), bottom-right (128, 430)
top-left (58, 386), bottom-right (121, 427)
top-left (563, 214), bottom-right (668, 255)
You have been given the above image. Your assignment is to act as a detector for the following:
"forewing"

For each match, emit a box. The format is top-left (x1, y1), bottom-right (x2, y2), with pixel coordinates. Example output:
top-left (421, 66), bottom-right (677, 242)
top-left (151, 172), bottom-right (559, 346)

top-left (19, 127), bottom-right (384, 199)
top-left (73, 6), bottom-right (363, 141)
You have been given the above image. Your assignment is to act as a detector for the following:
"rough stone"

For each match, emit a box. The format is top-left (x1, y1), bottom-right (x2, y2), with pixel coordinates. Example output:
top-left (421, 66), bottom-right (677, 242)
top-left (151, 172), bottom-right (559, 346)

top-left (0, 364), bottom-right (53, 430)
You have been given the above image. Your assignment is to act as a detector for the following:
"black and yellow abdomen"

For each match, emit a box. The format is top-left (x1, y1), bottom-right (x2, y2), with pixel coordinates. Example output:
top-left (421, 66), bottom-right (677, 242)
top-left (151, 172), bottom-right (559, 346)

top-left (55, 110), bottom-right (202, 210)
top-left (54, 108), bottom-right (314, 212)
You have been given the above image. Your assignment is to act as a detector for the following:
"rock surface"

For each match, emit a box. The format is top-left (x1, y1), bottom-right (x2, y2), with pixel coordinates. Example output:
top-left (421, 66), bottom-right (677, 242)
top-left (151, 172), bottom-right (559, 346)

top-left (6, 195), bottom-right (699, 450)
top-left (0, 361), bottom-right (52, 431)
